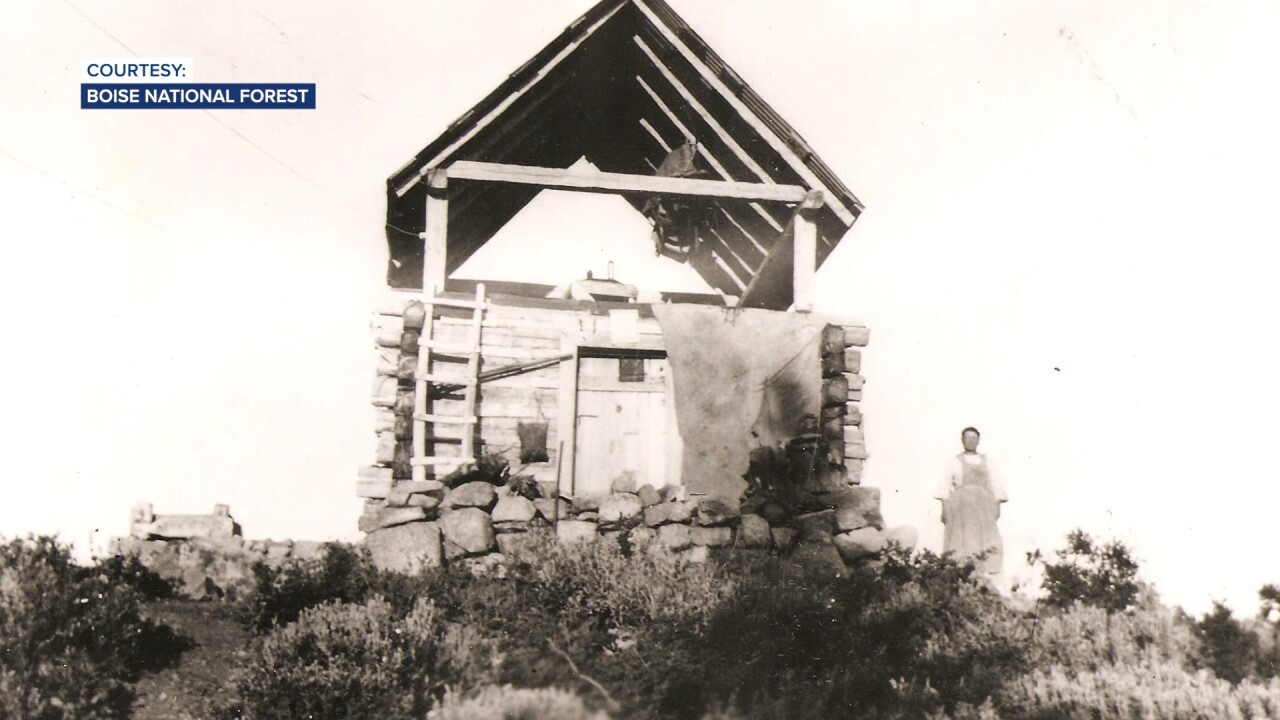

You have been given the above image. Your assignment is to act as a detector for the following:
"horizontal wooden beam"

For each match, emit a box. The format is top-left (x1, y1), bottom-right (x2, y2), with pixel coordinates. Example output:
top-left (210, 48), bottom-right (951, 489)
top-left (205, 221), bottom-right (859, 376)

top-left (446, 160), bottom-right (812, 204)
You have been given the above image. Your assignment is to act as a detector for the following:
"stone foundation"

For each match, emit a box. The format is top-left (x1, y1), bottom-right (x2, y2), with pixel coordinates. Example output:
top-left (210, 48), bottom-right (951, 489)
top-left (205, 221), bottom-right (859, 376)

top-left (361, 466), bottom-right (918, 575)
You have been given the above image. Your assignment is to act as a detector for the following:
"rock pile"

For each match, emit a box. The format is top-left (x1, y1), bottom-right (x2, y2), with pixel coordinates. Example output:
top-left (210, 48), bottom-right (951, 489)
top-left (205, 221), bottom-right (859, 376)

top-left (361, 467), bottom-right (919, 575)
top-left (111, 503), bottom-right (325, 600)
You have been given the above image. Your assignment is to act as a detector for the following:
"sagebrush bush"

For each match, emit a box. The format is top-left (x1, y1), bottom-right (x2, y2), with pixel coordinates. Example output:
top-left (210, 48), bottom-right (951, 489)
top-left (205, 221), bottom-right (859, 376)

top-left (243, 541), bottom-right (425, 632)
top-left (1001, 662), bottom-right (1280, 719)
top-left (685, 547), bottom-right (1030, 720)
top-left (222, 596), bottom-right (498, 720)
top-left (0, 535), bottom-right (190, 720)
top-left (1028, 598), bottom-right (1199, 673)
top-left (432, 685), bottom-right (609, 720)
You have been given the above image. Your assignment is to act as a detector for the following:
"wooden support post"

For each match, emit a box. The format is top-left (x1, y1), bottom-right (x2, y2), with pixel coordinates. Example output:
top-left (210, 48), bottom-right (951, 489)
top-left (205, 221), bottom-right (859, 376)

top-left (557, 332), bottom-right (580, 496)
top-left (421, 169), bottom-right (448, 296)
top-left (793, 191), bottom-right (823, 313)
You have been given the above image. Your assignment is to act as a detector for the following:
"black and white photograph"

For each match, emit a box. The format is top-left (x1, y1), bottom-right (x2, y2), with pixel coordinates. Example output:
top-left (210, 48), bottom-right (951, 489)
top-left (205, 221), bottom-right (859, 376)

top-left (4, 0), bottom-right (1280, 717)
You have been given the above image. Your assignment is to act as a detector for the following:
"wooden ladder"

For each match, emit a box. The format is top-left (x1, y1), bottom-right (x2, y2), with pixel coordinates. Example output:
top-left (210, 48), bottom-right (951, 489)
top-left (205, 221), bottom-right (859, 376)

top-left (411, 284), bottom-right (486, 481)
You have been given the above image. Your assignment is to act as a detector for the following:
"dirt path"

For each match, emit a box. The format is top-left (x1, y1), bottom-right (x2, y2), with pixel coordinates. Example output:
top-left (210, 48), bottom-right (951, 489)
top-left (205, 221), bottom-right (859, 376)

top-left (133, 601), bottom-right (252, 720)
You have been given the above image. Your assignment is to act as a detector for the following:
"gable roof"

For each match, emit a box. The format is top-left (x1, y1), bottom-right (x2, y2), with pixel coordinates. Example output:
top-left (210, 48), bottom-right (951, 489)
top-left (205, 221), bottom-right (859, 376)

top-left (385, 0), bottom-right (863, 309)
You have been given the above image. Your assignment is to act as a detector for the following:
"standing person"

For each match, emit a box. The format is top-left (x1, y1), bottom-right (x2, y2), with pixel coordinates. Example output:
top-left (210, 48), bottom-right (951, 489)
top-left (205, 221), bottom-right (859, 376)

top-left (935, 427), bottom-right (1007, 579)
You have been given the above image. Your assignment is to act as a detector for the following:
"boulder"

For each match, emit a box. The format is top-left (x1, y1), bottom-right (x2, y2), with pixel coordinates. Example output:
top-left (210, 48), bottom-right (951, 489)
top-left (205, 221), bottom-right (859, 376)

top-left (356, 478), bottom-right (393, 500)
top-left (446, 481), bottom-right (499, 511)
top-left (611, 472), bottom-right (638, 494)
top-left (496, 529), bottom-right (551, 557)
top-left (534, 498), bottom-right (572, 522)
top-left (405, 494), bottom-right (441, 510)
top-left (690, 526), bottom-right (733, 547)
top-left (660, 485), bottom-right (688, 503)
top-left (830, 487), bottom-right (883, 529)
top-left (491, 495), bottom-right (537, 524)
top-left (737, 514), bottom-right (772, 548)
top-left (657, 524), bottom-right (693, 552)
top-left (598, 493), bottom-right (644, 524)
top-left (771, 527), bottom-right (797, 552)
top-left (440, 508), bottom-right (496, 558)
top-left (360, 506), bottom-right (428, 532)
top-left (885, 525), bottom-right (920, 551)
top-left (578, 511), bottom-right (600, 522)
top-left (795, 510), bottom-right (836, 544)
top-left (556, 520), bottom-right (599, 545)
top-left (628, 526), bottom-right (657, 552)
top-left (571, 495), bottom-right (601, 513)
top-left (643, 501), bottom-right (695, 527)
top-left (834, 527), bottom-right (886, 562)
top-left (694, 498), bottom-right (740, 527)
top-left (365, 522), bottom-right (443, 574)
top-left (636, 484), bottom-right (663, 507)
top-left (386, 480), bottom-right (445, 505)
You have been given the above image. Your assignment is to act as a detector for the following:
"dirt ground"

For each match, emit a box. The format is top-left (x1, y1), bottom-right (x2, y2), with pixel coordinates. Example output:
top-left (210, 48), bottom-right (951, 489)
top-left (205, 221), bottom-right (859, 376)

top-left (132, 601), bottom-right (251, 720)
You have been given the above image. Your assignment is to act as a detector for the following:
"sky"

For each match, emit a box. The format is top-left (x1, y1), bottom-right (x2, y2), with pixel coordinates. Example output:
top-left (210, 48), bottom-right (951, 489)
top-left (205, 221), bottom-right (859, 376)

top-left (2, 0), bottom-right (1279, 615)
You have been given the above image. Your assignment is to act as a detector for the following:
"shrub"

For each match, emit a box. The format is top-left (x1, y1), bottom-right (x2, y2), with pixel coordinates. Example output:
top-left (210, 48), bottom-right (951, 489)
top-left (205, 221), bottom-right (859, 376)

top-left (1198, 602), bottom-right (1263, 684)
top-left (433, 685), bottom-right (609, 720)
top-left (0, 535), bottom-right (190, 720)
top-left (414, 534), bottom-right (730, 713)
top-left (1001, 661), bottom-right (1280, 719)
top-left (92, 551), bottom-right (177, 600)
top-left (1028, 597), bottom-right (1199, 673)
top-left (243, 541), bottom-right (425, 632)
top-left (1032, 530), bottom-right (1144, 612)
top-left (687, 547), bottom-right (1030, 720)
top-left (222, 596), bottom-right (498, 720)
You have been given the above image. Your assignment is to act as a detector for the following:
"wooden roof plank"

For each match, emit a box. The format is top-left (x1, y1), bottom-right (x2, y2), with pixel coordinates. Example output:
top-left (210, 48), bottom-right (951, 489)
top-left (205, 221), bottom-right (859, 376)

top-left (393, 0), bottom-right (629, 197)
top-left (631, 0), bottom-right (857, 225)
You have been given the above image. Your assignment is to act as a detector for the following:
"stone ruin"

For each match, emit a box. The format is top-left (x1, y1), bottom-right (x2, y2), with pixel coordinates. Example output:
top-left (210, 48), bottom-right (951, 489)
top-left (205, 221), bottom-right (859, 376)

top-left (110, 503), bottom-right (325, 600)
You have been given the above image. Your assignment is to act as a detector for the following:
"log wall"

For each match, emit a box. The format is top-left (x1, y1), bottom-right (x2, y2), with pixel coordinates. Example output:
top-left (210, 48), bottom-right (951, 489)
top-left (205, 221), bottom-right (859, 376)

top-left (359, 292), bottom-right (877, 553)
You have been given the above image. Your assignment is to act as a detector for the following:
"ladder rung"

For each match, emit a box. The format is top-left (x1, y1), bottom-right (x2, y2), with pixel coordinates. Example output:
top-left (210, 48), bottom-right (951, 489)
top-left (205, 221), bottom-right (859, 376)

top-left (410, 456), bottom-right (476, 467)
top-left (419, 435), bottom-right (462, 444)
top-left (414, 413), bottom-right (477, 424)
top-left (418, 338), bottom-right (478, 355)
top-left (423, 297), bottom-right (487, 311)
top-left (417, 374), bottom-right (476, 386)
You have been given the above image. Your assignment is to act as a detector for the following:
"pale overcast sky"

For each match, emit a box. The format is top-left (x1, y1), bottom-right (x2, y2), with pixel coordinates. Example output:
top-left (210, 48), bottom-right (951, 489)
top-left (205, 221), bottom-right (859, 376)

top-left (2, 0), bottom-right (1279, 615)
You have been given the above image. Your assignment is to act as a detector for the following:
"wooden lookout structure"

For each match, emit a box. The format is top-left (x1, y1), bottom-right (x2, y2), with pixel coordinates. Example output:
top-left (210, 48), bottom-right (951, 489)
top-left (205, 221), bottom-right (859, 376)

top-left (359, 0), bottom-right (874, 543)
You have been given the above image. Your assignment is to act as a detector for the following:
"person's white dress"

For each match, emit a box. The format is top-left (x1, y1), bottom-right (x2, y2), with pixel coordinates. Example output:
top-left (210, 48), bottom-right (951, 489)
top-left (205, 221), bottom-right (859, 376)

top-left (934, 453), bottom-right (1007, 575)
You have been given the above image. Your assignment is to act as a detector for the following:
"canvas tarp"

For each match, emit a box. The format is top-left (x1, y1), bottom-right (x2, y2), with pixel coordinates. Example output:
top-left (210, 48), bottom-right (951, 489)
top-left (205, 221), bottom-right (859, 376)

top-left (652, 305), bottom-right (828, 501)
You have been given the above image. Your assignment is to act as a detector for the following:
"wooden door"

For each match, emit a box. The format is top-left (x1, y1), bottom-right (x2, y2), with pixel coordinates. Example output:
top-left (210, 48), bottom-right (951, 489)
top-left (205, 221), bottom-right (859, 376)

top-left (573, 355), bottom-right (679, 496)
